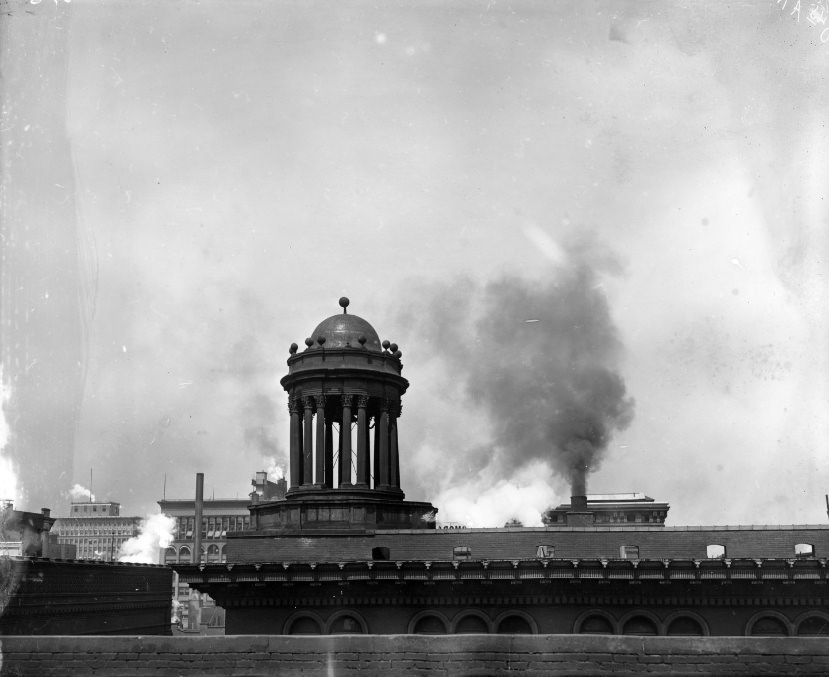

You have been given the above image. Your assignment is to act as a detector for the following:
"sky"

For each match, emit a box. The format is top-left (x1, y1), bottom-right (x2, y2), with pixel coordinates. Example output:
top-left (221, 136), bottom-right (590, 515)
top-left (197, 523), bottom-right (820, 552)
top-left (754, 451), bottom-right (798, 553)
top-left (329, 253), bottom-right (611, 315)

top-left (1, 0), bottom-right (827, 527)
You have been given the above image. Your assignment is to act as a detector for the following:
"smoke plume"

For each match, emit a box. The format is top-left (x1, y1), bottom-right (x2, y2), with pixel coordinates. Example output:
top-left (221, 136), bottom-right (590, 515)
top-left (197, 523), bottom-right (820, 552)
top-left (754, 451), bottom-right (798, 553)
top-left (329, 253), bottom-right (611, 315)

top-left (118, 513), bottom-right (176, 564)
top-left (397, 233), bottom-right (634, 520)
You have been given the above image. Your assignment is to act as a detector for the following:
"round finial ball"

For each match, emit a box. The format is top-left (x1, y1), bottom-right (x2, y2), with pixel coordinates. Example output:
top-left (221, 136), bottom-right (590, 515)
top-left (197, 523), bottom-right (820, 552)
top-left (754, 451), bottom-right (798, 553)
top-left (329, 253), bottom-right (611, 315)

top-left (339, 297), bottom-right (350, 309)
top-left (304, 338), bottom-right (314, 347)
top-left (289, 343), bottom-right (298, 354)
top-left (382, 340), bottom-right (391, 350)
top-left (317, 336), bottom-right (326, 345)
top-left (358, 336), bottom-right (367, 345)
top-left (393, 350), bottom-right (402, 359)
top-left (390, 343), bottom-right (398, 353)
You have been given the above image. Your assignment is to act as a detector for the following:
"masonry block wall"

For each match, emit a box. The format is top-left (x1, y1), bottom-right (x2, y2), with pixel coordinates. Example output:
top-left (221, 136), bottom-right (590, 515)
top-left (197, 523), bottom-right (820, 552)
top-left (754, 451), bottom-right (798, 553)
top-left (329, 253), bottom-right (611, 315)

top-left (2, 635), bottom-right (829, 676)
top-left (226, 526), bottom-right (829, 563)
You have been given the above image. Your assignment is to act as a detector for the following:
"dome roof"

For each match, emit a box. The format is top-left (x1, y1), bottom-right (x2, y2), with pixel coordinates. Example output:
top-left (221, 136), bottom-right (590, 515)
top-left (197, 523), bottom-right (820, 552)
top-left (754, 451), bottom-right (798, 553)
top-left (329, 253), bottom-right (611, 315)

top-left (309, 312), bottom-right (382, 352)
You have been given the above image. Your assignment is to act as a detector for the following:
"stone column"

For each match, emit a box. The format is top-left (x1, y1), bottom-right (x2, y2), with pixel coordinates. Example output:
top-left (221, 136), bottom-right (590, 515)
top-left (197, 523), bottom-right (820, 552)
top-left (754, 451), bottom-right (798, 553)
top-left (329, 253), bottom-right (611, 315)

top-left (377, 398), bottom-right (391, 489)
top-left (355, 395), bottom-right (370, 487)
top-left (339, 395), bottom-right (353, 486)
top-left (323, 415), bottom-right (334, 489)
top-left (373, 417), bottom-right (380, 489)
top-left (390, 400), bottom-right (400, 489)
top-left (288, 397), bottom-right (301, 489)
top-left (315, 395), bottom-right (326, 487)
top-left (302, 396), bottom-right (314, 486)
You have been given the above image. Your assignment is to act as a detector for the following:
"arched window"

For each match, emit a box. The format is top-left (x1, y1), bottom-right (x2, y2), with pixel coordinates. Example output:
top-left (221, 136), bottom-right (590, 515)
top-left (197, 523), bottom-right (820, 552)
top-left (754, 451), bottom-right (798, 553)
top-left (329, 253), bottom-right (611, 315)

top-left (164, 546), bottom-right (177, 564)
top-left (328, 614), bottom-right (365, 634)
top-left (178, 546), bottom-right (191, 564)
top-left (287, 616), bottom-right (322, 635)
top-left (706, 544), bottom-right (726, 559)
top-left (797, 615), bottom-right (829, 636)
top-left (622, 615), bottom-right (658, 636)
top-left (749, 616), bottom-right (789, 637)
top-left (206, 544), bottom-right (220, 563)
top-left (455, 614), bottom-right (490, 634)
top-left (496, 615), bottom-right (533, 634)
top-left (412, 614), bottom-right (448, 635)
top-left (666, 616), bottom-right (705, 636)
top-left (578, 615), bottom-right (615, 635)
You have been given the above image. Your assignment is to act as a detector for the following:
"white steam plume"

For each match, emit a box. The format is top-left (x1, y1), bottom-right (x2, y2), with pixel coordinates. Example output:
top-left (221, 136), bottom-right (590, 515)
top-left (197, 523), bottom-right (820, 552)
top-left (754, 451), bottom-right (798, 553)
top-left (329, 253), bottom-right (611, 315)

top-left (118, 513), bottom-right (176, 564)
top-left (0, 366), bottom-right (20, 507)
top-left (263, 457), bottom-right (285, 481)
top-left (68, 483), bottom-right (95, 502)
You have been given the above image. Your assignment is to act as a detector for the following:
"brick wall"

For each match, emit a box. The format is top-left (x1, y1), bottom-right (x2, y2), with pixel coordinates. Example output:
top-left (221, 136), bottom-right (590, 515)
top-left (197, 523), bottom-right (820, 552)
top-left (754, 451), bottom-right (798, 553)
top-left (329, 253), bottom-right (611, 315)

top-left (227, 526), bottom-right (829, 563)
top-left (2, 634), bottom-right (829, 676)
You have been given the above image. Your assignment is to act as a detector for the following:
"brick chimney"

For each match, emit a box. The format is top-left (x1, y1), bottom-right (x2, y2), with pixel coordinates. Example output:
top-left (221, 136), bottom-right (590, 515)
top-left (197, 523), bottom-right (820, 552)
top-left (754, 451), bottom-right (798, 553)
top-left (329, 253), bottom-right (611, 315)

top-left (566, 474), bottom-right (594, 526)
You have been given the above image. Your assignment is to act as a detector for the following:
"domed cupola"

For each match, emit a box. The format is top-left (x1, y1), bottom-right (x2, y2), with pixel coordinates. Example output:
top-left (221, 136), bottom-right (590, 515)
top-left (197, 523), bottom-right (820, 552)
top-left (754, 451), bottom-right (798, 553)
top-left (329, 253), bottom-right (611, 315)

top-left (254, 298), bottom-right (436, 533)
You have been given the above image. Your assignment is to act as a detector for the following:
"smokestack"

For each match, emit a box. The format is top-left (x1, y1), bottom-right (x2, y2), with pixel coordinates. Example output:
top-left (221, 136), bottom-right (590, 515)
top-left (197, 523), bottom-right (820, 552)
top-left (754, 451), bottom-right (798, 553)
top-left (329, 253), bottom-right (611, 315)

top-left (567, 470), bottom-right (593, 526)
top-left (571, 470), bottom-right (587, 512)
top-left (194, 473), bottom-right (204, 565)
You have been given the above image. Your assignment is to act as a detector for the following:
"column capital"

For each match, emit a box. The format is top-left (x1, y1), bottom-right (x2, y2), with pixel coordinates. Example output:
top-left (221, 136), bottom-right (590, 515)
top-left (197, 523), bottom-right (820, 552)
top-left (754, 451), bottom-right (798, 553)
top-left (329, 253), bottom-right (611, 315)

top-left (380, 396), bottom-right (393, 413)
top-left (356, 394), bottom-right (370, 408)
top-left (302, 395), bottom-right (315, 411)
top-left (341, 393), bottom-right (354, 407)
top-left (314, 395), bottom-right (326, 410)
top-left (287, 397), bottom-right (301, 415)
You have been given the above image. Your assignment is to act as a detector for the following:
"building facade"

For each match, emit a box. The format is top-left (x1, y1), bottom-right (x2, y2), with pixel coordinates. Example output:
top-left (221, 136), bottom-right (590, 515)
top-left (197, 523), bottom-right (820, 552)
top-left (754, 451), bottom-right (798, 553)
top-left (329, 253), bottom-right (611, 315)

top-left (159, 472), bottom-right (286, 631)
top-left (175, 299), bottom-right (829, 638)
top-left (542, 493), bottom-right (671, 527)
top-left (51, 502), bottom-right (140, 561)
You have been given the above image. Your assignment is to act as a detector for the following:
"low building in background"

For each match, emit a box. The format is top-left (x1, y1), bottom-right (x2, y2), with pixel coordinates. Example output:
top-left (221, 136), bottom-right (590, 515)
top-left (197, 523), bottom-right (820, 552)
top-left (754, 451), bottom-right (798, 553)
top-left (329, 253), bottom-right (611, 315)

top-left (542, 493), bottom-right (670, 527)
top-left (51, 501), bottom-right (141, 561)
top-left (0, 502), bottom-right (74, 559)
top-left (0, 558), bottom-right (172, 635)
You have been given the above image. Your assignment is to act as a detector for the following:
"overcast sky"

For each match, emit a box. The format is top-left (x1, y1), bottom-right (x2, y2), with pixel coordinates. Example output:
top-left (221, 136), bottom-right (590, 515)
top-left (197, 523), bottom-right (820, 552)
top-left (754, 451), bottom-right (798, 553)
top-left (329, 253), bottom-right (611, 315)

top-left (1, 0), bottom-right (827, 527)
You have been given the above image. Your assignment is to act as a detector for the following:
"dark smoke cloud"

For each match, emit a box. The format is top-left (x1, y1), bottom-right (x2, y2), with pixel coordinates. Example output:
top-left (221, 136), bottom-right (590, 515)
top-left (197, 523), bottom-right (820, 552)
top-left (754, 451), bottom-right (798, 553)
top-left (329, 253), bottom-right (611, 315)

top-left (396, 235), bottom-right (634, 493)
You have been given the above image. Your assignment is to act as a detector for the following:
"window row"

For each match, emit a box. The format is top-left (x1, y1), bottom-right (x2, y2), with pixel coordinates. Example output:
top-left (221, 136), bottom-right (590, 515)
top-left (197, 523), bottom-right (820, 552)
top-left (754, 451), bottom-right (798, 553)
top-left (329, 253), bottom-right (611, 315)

top-left (375, 543), bottom-right (820, 562)
top-left (173, 515), bottom-right (250, 540)
top-left (165, 544), bottom-right (226, 564)
top-left (279, 609), bottom-right (827, 637)
top-left (282, 610), bottom-right (538, 635)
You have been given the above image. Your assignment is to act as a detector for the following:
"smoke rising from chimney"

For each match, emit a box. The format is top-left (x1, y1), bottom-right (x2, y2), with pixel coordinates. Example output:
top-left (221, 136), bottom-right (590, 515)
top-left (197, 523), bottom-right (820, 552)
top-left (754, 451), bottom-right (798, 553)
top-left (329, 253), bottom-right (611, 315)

top-left (397, 233), bottom-right (634, 513)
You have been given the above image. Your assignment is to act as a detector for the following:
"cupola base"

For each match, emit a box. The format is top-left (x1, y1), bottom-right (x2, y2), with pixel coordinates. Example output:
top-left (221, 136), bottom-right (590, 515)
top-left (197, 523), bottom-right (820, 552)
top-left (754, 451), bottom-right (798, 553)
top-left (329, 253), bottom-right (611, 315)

top-left (251, 491), bottom-right (437, 533)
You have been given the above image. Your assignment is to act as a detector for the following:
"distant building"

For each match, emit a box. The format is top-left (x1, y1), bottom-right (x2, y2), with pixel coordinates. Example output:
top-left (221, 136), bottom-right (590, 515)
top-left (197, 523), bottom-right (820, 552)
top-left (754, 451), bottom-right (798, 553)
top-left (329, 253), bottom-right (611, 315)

top-left (51, 501), bottom-right (141, 561)
top-left (0, 502), bottom-right (74, 559)
top-left (159, 471), bottom-right (286, 632)
top-left (542, 493), bottom-right (670, 527)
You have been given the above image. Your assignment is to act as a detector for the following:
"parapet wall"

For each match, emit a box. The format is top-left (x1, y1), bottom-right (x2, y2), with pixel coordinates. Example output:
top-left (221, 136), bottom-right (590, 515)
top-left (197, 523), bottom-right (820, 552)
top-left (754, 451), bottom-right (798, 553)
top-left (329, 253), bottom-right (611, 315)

top-left (2, 634), bottom-right (829, 676)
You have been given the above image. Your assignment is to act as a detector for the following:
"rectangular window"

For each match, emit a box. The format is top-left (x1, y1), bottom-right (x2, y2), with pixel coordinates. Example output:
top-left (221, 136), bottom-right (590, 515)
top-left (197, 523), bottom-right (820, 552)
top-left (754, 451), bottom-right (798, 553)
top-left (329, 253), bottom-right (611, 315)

top-left (620, 545), bottom-right (639, 560)
top-left (453, 546), bottom-right (472, 561)
top-left (536, 544), bottom-right (554, 558)
top-left (706, 544), bottom-right (727, 559)
top-left (795, 543), bottom-right (815, 559)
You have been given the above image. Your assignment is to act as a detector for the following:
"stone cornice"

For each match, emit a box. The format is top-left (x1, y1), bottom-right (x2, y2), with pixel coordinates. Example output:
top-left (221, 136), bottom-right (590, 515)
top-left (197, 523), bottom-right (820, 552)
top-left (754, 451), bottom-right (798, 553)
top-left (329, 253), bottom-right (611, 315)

top-left (175, 557), bottom-right (829, 587)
